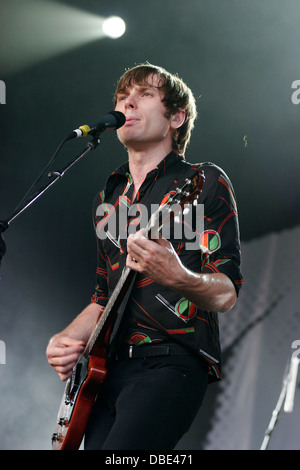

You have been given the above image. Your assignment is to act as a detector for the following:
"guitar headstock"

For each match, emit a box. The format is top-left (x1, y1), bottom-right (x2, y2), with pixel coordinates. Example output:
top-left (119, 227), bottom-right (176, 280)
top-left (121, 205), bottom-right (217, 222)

top-left (165, 168), bottom-right (205, 207)
top-left (146, 168), bottom-right (205, 237)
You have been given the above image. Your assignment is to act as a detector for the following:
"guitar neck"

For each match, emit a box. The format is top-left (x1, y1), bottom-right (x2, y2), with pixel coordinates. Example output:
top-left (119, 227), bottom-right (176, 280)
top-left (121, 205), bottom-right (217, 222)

top-left (83, 266), bottom-right (135, 358)
top-left (84, 215), bottom-right (158, 358)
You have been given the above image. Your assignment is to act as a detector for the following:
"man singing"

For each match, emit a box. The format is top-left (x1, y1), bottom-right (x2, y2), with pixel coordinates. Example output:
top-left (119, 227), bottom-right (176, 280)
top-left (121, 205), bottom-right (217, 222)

top-left (46, 62), bottom-right (243, 450)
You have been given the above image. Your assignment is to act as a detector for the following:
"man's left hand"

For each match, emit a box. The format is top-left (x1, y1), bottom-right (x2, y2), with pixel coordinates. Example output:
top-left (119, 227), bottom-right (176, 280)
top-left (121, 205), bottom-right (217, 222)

top-left (126, 229), bottom-right (183, 286)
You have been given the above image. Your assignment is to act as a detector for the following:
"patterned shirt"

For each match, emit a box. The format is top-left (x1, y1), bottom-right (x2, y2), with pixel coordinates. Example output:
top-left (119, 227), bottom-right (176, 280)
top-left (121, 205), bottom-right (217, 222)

top-left (91, 151), bottom-right (243, 382)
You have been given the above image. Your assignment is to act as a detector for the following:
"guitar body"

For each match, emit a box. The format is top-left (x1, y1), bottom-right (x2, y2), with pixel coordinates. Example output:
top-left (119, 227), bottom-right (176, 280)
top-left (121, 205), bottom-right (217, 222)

top-left (52, 355), bottom-right (107, 450)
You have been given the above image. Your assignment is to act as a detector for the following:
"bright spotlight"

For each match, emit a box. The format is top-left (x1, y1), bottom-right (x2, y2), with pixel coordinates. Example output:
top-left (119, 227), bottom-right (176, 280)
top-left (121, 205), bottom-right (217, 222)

top-left (1, 0), bottom-right (127, 75)
top-left (102, 16), bottom-right (126, 39)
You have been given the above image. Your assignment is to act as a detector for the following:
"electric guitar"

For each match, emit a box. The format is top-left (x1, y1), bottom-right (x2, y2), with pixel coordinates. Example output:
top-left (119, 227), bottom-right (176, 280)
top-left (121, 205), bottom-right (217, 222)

top-left (51, 167), bottom-right (205, 450)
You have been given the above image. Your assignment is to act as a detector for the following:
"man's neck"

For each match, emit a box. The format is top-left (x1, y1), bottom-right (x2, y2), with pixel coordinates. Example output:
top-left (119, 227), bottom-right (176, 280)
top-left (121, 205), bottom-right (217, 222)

top-left (127, 143), bottom-right (172, 192)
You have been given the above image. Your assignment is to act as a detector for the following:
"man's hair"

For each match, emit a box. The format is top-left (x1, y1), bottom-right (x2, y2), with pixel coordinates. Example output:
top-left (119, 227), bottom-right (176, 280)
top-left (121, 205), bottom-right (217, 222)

top-left (113, 62), bottom-right (197, 155)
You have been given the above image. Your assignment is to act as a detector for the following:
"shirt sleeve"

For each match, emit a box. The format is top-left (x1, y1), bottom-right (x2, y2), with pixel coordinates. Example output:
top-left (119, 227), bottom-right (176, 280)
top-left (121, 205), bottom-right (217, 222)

top-left (198, 163), bottom-right (243, 295)
top-left (90, 191), bottom-right (109, 306)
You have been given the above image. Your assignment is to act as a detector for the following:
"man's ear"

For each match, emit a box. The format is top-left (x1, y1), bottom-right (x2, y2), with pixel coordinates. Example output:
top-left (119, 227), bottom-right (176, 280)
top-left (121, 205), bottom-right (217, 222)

top-left (170, 110), bottom-right (186, 129)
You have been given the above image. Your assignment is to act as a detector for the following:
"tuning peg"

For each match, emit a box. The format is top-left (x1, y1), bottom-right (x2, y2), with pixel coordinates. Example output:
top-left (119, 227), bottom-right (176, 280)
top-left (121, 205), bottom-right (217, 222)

top-left (193, 198), bottom-right (198, 206)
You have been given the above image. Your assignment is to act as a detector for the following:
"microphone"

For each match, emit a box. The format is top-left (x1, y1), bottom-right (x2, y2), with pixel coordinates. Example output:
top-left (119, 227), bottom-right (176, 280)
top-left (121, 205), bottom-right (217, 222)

top-left (68, 111), bottom-right (125, 140)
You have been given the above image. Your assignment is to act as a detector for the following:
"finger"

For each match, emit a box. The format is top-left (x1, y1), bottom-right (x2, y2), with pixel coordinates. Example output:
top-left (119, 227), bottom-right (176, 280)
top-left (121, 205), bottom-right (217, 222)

top-left (54, 357), bottom-right (77, 372)
top-left (154, 235), bottom-right (172, 248)
top-left (126, 253), bottom-right (144, 271)
top-left (130, 228), bottom-right (146, 238)
top-left (46, 336), bottom-right (85, 356)
top-left (49, 335), bottom-right (86, 348)
top-left (127, 230), bottom-right (148, 247)
top-left (58, 367), bottom-right (75, 382)
top-left (47, 344), bottom-right (85, 363)
top-left (48, 350), bottom-right (81, 367)
top-left (54, 363), bottom-right (75, 378)
top-left (127, 238), bottom-right (147, 261)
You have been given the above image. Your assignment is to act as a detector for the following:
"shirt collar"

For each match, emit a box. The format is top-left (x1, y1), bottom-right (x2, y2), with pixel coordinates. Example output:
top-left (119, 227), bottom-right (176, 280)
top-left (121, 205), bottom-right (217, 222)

top-left (103, 151), bottom-right (184, 200)
top-left (112, 151), bottom-right (184, 178)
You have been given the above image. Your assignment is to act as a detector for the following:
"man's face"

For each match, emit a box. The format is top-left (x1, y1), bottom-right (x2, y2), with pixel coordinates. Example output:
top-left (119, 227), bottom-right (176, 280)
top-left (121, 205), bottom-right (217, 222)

top-left (114, 74), bottom-right (174, 152)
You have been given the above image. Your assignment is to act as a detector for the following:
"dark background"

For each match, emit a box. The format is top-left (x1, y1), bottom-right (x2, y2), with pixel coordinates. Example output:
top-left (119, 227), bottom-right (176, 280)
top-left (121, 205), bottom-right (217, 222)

top-left (0, 0), bottom-right (299, 450)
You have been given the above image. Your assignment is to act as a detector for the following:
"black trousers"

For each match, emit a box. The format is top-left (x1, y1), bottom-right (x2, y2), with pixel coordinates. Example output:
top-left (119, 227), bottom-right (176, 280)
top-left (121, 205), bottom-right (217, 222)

top-left (84, 343), bottom-right (208, 450)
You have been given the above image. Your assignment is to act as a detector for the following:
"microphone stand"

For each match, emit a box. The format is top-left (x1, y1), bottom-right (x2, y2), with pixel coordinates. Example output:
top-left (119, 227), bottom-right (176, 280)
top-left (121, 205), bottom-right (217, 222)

top-left (0, 135), bottom-right (101, 265)
top-left (260, 352), bottom-right (300, 450)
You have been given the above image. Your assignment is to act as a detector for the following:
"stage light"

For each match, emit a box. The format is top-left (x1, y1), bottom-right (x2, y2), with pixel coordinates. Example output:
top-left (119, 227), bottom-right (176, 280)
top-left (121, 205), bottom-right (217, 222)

top-left (102, 16), bottom-right (126, 39)
top-left (1, 0), bottom-right (126, 75)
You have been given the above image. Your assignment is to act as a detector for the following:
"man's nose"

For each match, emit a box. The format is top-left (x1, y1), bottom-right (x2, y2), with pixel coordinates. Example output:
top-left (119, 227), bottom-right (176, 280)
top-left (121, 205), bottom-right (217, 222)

top-left (125, 93), bottom-right (137, 109)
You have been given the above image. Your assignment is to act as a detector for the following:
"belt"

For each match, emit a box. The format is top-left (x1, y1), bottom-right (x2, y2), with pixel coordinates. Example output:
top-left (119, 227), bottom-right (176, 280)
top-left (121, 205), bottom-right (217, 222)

top-left (115, 342), bottom-right (191, 360)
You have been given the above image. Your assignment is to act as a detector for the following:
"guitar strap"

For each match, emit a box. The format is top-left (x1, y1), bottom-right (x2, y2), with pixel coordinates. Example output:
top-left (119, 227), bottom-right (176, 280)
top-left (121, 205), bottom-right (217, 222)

top-left (108, 156), bottom-right (190, 356)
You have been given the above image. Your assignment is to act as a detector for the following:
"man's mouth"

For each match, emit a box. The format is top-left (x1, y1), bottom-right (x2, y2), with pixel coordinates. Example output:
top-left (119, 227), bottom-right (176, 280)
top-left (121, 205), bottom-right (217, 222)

top-left (125, 116), bottom-right (139, 123)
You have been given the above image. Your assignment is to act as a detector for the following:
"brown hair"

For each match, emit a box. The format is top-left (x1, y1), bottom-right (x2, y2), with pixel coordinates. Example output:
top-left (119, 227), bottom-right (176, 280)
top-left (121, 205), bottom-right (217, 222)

top-left (113, 62), bottom-right (197, 155)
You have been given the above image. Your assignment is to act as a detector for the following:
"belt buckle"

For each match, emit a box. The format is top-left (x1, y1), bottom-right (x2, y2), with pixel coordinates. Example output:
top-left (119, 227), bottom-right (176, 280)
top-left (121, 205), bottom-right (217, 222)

top-left (129, 345), bottom-right (133, 359)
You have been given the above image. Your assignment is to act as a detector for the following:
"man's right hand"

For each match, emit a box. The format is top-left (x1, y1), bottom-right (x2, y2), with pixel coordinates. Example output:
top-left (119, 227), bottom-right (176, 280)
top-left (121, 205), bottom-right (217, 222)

top-left (46, 303), bottom-right (104, 381)
top-left (46, 335), bottom-right (86, 381)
